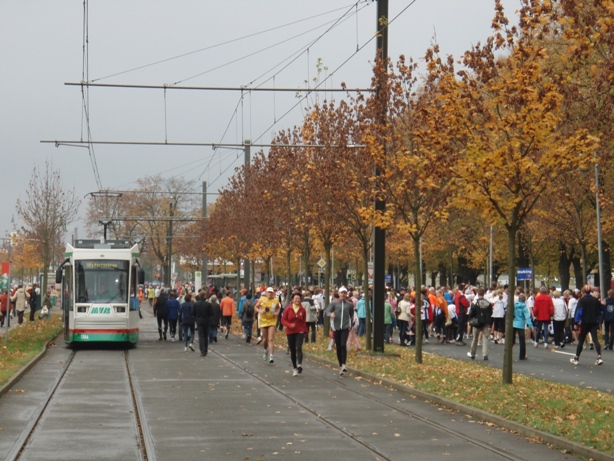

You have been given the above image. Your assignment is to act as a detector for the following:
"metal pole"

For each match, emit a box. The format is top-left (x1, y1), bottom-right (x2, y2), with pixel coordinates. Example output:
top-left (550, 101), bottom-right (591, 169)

top-left (372, 0), bottom-right (389, 353)
top-left (595, 151), bottom-right (606, 299)
top-left (5, 260), bottom-right (11, 343)
top-left (243, 140), bottom-right (251, 291)
top-left (201, 181), bottom-right (208, 289)
top-left (166, 201), bottom-right (174, 287)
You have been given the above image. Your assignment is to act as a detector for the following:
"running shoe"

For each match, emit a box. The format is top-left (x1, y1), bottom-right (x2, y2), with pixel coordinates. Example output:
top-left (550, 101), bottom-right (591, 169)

top-left (189, 343), bottom-right (195, 351)
top-left (466, 352), bottom-right (475, 360)
top-left (269, 355), bottom-right (274, 364)
top-left (596, 357), bottom-right (604, 366)
top-left (184, 347), bottom-right (188, 352)
top-left (570, 357), bottom-right (579, 365)
top-left (293, 369), bottom-right (298, 377)
top-left (263, 350), bottom-right (268, 361)
top-left (225, 329), bottom-right (230, 339)
top-left (297, 364), bottom-right (303, 374)
top-left (256, 336), bottom-right (263, 345)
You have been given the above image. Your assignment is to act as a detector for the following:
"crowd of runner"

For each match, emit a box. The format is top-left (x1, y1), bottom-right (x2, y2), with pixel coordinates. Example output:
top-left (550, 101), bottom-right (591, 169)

top-left (143, 280), bottom-right (613, 374)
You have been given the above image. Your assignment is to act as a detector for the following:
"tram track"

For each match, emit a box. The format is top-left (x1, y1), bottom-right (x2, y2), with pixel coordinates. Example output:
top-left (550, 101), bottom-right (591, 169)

top-left (212, 348), bottom-right (529, 461)
top-left (5, 348), bottom-right (153, 461)
top-left (211, 348), bottom-right (394, 461)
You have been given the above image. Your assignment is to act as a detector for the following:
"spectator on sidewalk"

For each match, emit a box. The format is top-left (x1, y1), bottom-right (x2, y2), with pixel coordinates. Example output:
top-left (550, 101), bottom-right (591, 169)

top-left (39, 288), bottom-right (52, 320)
top-left (10, 284), bottom-right (29, 325)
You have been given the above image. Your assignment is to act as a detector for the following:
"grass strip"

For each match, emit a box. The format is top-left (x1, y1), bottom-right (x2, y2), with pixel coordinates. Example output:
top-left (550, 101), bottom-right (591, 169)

top-left (0, 314), bottom-right (63, 387)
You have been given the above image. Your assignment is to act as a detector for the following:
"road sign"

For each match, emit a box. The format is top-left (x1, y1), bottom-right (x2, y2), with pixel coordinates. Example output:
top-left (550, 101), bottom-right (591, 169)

top-left (1, 262), bottom-right (9, 290)
top-left (368, 262), bottom-right (374, 284)
top-left (317, 258), bottom-right (326, 269)
top-left (516, 268), bottom-right (533, 281)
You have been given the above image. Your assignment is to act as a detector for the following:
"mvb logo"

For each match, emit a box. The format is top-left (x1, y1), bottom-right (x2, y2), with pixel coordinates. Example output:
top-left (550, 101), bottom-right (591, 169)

top-left (91, 307), bottom-right (112, 314)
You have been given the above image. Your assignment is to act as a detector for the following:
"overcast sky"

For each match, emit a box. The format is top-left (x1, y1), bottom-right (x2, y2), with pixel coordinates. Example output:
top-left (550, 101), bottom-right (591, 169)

top-left (1, 0), bottom-right (522, 240)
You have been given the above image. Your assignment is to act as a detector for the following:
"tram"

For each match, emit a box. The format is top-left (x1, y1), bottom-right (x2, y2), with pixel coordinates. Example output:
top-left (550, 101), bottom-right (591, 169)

top-left (56, 239), bottom-right (144, 345)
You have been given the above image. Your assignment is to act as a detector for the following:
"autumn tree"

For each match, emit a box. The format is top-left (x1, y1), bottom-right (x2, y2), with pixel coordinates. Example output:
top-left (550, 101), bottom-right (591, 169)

top-left (449, 0), bottom-right (598, 383)
top-left (363, 52), bottom-right (461, 363)
top-left (15, 159), bottom-right (80, 292)
top-left (301, 103), bottom-right (353, 337)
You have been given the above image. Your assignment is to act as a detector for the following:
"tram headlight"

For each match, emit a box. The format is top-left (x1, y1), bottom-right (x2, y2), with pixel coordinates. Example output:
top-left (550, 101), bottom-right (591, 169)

top-left (116, 306), bottom-right (126, 313)
top-left (77, 306), bottom-right (87, 313)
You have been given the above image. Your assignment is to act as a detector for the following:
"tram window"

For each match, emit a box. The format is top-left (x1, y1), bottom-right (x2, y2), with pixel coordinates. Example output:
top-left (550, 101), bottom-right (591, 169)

top-left (63, 265), bottom-right (73, 312)
top-left (75, 260), bottom-right (129, 303)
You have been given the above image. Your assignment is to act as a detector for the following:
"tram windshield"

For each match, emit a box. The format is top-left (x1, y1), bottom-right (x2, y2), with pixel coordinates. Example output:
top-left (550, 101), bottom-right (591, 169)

top-left (75, 260), bottom-right (129, 303)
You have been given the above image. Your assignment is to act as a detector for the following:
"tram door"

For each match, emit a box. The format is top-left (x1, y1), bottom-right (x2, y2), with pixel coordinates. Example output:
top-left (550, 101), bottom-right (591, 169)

top-left (62, 265), bottom-right (73, 340)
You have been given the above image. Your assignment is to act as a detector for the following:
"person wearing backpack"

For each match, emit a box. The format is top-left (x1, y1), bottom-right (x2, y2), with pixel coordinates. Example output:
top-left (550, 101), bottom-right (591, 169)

top-left (467, 288), bottom-right (493, 361)
top-left (241, 292), bottom-right (256, 343)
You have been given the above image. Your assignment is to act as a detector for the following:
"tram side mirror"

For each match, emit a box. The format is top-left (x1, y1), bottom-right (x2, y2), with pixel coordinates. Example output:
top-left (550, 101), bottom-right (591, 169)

top-left (138, 268), bottom-right (145, 285)
top-left (55, 269), bottom-right (63, 284)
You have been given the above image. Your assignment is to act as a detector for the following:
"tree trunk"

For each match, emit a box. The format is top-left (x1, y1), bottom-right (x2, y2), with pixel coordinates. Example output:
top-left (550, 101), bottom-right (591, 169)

top-left (502, 225), bottom-right (517, 385)
top-left (286, 248), bottom-right (292, 295)
top-left (413, 236), bottom-right (423, 364)
top-left (438, 262), bottom-right (447, 288)
top-left (363, 244), bottom-right (372, 351)
top-left (572, 254), bottom-right (583, 289)
top-left (430, 271), bottom-right (438, 288)
top-left (323, 242), bottom-right (332, 338)
top-left (580, 241), bottom-right (588, 287)
top-left (558, 243), bottom-right (573, 292)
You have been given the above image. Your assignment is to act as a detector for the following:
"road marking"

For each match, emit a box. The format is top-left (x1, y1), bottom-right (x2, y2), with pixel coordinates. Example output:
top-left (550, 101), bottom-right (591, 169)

top-left (554, 350), bottom-right (575, 356)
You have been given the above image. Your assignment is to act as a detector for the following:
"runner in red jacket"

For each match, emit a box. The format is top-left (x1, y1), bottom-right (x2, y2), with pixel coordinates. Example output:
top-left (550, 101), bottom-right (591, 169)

top-left (281, 292), bottom-right (307, 376)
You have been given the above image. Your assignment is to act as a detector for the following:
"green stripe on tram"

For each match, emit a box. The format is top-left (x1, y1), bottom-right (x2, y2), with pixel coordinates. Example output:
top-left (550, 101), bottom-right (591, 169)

top-left (69, 332), bottom-right (139, 343)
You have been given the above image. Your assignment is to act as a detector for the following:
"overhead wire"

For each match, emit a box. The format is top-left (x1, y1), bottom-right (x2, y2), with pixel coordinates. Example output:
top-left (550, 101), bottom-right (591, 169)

top-left (251, 0), bottom-right (419, 145)
top-left (91, 4), bottom-right (356, 83)
top-left (172, 15), bottom-right (355, 86)
top-left (247, 1), bottom-right (370, 90)
top-left (81, 0), bottom-right (103, 191)
top-left (191, 1), bottom-right (371, 194)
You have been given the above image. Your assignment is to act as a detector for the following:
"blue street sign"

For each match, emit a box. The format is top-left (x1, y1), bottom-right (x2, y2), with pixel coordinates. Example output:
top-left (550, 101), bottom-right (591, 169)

top-left (517, 268), bottom-right (533, 281)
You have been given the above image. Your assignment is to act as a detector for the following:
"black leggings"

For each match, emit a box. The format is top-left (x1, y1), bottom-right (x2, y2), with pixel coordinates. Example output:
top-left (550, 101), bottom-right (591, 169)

top-left (575, 323), bottom-right (601, 358)
top-left (287, 333), bottom-right (304, 369)
top-left (157, 315), bottom-right (168, 338)
top-left (333, 329), bottom-right (349, 367)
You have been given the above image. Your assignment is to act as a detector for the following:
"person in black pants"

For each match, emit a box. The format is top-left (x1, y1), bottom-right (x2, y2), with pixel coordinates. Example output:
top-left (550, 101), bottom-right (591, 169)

top-left (154, 288), bottom-right (169, 341)
top-left (193, 289), bottom-right (213, 356)
top-left (570, 286), bottom-right (604, 366)
top-left (603, 290), bottom-right (614, 350)
top-left (326, 287), bottom-right (354, 376)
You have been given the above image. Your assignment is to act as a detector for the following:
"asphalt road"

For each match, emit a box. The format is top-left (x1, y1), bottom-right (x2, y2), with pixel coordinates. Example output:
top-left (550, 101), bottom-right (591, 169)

top-left (416, 336), bottom-right (613, 393)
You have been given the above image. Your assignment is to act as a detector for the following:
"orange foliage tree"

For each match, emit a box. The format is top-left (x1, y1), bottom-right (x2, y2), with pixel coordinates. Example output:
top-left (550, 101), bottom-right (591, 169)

top-left (449, 0), bottom-right (598, 383)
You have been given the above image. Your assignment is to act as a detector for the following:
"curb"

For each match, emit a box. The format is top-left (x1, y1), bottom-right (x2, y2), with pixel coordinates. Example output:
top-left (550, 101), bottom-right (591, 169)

top-left (0, 332), bottom-right (62, 399)
top-left (306, 352), bottom-right (614, 461)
